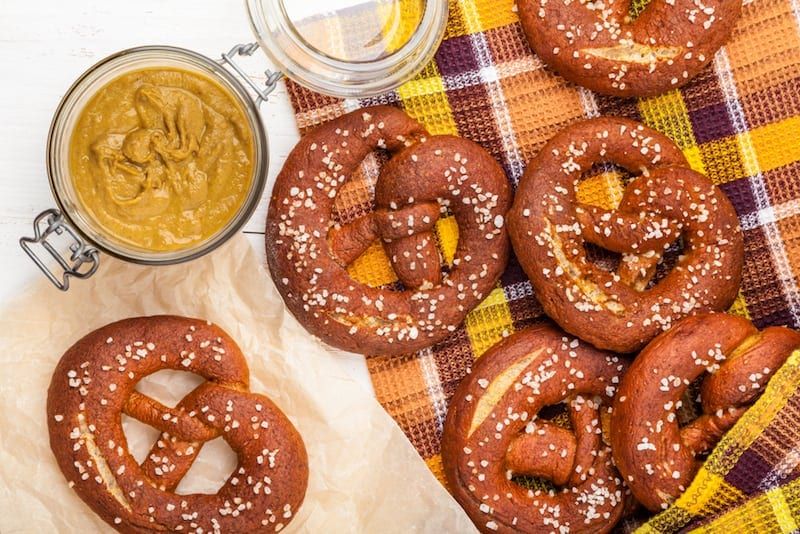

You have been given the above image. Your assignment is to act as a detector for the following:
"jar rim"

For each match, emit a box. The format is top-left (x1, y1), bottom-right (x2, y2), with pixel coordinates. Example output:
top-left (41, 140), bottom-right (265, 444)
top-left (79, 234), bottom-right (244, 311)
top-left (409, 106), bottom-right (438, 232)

top-left (46, 45), bottom-right (269, 266)
top-left (246, 0), bottom-right (448, 98)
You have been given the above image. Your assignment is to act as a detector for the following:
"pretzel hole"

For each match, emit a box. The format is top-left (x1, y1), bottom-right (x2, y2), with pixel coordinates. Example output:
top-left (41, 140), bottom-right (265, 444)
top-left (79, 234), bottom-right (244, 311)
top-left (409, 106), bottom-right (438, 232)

top-left (679, 376), bottom-right (706, 424)
top-left (629, 0), bottom-right (652, 18)
top-left (174, 436), bottom-right (237, 495)
top-left (537, 402), bottom-right (572, 424)
top-left (122, 414), bottom-right (162, 465)
top-left (511, 474), bottom-right (559, 493)
top-left (575, 163), bottom-right (630, 210)
top-left (584, 242), bottom-right (623, 273)
top-left (646, 239), bottom-right (685, 287)
top-left (135, 369), bottom-right (205, 407)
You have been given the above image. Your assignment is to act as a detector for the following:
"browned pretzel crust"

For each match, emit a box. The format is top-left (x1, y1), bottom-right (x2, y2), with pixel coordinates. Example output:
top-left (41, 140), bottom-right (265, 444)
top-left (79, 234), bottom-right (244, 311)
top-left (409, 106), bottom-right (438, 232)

top-left (266, 106), bottom-right (511, 355)
top-left (441, 324), bottom-right (629, 533)
top-left (517, 0), bottom-right (742, 97)
top-left (611, 313), bottom-right (800, 512)
top-left (47, 316), bottom-right (308, 533)
top-left (508, 117), bottom-right (744, 353)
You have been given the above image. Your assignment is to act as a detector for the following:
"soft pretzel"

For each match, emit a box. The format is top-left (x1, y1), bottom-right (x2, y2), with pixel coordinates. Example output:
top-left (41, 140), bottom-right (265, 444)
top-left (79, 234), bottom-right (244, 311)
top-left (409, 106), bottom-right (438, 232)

top-left (517, 0), bottom-right (742, 97)
top-left (508, 117), bottom-right (744, 353)
top-left (611, 313), bottom-right (800, 512)
top-left (266, 106), bottom-right (511, 355)
top-left (47, 316), bottom-right (308, 533)
top-left (441, 324), bottom-right (629, 533)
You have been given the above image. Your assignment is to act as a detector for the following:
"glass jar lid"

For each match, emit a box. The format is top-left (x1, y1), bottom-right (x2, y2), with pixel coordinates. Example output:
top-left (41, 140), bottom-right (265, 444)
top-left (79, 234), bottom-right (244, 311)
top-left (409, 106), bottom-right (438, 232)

top-left (246, 0), bottom-right (448, 98)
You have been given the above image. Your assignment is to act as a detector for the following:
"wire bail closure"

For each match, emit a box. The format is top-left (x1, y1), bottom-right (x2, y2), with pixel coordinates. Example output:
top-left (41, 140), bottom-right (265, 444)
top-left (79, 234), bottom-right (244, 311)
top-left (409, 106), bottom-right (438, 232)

top-left (220, 43), bottom-right (283, 106)
top-left (19, 209), bottom-right (100, 291)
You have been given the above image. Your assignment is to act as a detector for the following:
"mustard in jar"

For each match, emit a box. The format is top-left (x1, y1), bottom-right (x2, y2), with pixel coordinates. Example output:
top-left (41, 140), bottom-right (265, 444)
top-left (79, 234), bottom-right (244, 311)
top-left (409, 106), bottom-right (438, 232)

top-left (68, 68), bottom-right (255, 251)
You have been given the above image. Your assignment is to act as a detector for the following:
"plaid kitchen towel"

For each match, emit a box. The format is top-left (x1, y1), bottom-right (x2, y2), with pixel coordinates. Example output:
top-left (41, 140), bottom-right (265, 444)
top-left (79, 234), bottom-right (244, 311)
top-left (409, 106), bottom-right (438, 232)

top-left (642, 349), bottom-right (800, 533)
top-left (284, 0), bottom-right (800, 529)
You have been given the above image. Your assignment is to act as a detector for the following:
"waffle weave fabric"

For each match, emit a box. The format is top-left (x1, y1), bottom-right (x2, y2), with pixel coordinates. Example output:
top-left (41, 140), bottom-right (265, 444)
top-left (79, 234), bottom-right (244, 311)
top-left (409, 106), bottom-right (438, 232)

top-left (644, 350), bottom-right (800, 532)
top-left (283, 0), bottom-right (800, 531)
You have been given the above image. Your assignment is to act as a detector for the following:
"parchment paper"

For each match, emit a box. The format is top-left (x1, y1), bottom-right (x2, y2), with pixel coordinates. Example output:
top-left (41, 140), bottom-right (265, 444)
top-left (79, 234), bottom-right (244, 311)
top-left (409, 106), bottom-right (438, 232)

top-left (0, 234), bottom-right (476, 533)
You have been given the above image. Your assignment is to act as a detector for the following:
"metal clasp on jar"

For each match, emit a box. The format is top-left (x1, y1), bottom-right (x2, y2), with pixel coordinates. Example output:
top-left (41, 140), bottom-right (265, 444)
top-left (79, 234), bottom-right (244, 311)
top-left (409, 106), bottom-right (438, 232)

top-left (220, 43), bottom-right (283, 106)
top-left (19, 209), bottom-right (100, 291)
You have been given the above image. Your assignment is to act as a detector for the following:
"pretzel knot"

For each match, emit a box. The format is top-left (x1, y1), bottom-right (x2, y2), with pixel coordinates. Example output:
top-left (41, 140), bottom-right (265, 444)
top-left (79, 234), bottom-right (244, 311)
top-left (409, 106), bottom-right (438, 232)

top-left (47, 316), bottom-right (308, 533)
top-left (508, 117), bottom-right (744, 353)
top-left (267, 106), bottom-right (511, 355)
top-left (611, 313), bottom-right (800, 512)
top-left (441, 324), bottom-right (629, 534)
top-left (517, 0), bottom-right (742, 97)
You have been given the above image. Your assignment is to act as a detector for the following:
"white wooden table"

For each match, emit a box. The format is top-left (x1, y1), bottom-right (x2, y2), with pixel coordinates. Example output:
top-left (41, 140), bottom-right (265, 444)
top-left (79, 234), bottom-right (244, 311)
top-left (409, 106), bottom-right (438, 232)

top-left (0, 0), bottom-right (373, 390)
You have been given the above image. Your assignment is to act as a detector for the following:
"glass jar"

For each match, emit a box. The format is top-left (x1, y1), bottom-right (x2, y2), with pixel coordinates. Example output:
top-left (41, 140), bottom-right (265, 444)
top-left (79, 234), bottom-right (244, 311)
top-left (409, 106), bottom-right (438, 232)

top-left (21, 1), bottom-right (449, 290)
top-left (21, 46), bottom-right (270, 290)
top-left (246, 0), bottom-right (449, 97)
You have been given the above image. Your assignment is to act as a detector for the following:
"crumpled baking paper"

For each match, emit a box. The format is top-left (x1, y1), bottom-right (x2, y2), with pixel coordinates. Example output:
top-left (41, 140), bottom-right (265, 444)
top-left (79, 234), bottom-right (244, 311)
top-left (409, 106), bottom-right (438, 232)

top-left (0, 234), bottom-right (476, 533)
